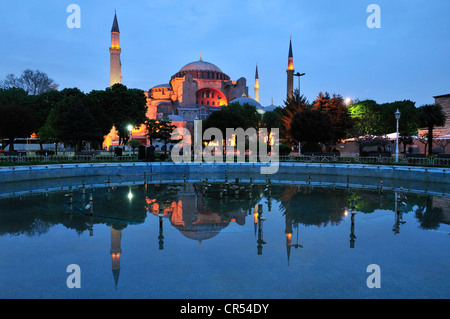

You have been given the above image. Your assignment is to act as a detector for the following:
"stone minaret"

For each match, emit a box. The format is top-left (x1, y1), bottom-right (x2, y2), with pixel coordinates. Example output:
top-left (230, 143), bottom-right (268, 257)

top-left (254, 64), bottom-right (260, 103)
top-left (110, 11), bottom-right (122, 87)
top-left (286, 37), bottom-right (294, 99)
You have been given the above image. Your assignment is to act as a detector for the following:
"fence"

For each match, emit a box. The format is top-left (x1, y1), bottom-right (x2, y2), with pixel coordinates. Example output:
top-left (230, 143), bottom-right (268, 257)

top-left (1, 153), bottom-right (450, 167)
top-left (0, 154), bottom-right (138, 164)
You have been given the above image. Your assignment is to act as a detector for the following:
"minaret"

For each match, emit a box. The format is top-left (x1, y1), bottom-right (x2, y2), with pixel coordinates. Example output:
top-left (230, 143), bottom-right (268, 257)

top-left (254, 64), bottom-right (260, 103)
top-left (110, 11), bottom-right (122, 87)
top-left (286, 37), bottom-right (294, 99)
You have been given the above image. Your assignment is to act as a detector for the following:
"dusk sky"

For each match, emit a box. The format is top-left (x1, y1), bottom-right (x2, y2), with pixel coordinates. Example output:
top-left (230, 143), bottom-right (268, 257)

top-left (0, 0), bottom-right (448, 107)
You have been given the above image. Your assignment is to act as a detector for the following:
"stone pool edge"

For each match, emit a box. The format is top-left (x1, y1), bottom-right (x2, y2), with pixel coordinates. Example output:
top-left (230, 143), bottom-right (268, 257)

top-left (0, 162), bottom-right (448, 184)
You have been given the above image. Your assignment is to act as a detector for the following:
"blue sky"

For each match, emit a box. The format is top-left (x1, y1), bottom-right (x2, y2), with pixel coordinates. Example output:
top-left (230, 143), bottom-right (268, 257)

top-left (0, 0), bottom-right (449, 107)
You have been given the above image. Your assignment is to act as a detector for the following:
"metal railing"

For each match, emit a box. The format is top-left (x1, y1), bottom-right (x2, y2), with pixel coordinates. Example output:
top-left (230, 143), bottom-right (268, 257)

top-left (0, 154), bottom-right (138, 164)
top-left (1, 154), bottom-right (449, 167)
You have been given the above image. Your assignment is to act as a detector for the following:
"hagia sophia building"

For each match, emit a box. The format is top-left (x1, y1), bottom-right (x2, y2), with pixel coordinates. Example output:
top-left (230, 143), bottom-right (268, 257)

top-left (103, 12), bottom-right (294, 150)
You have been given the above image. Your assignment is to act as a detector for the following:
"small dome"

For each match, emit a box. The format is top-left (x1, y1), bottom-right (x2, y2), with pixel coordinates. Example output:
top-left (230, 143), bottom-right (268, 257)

top-left (179, 60), bottom-right (223, 73)
top-left (168, 114), bottom-right (185, 122)
top-left (151, 83), bottom-right (171, 89)
top-left (229, 94), bottom-right (262, 108)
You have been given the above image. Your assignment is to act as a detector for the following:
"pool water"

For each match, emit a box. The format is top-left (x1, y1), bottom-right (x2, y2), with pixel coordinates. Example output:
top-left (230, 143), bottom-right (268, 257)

top-left (0, 181), bottom-right (448, 299)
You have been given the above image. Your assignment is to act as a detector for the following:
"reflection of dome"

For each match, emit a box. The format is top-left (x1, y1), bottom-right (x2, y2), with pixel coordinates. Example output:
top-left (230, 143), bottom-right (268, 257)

top-left (179, 230), bottom-right (221, 241)
top-left (179, 60), bottom-right (223, 73)
top-left (174, 221), bottom-right (229, 242)
top-left (229, 94), bottom-right (262, 108)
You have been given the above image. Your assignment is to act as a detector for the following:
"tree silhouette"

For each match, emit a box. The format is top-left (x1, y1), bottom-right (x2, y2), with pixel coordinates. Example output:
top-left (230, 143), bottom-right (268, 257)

top-left (418, 104), bottom-right (447, 155)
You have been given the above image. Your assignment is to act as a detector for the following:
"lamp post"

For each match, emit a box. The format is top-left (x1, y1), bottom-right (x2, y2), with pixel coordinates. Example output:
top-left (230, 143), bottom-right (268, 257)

top-left (293, 72), bottom-right (306, 156)
top-left (127, 124), bottom-right (133, 158)
top-left (395, 109), bottom-right (401, 163)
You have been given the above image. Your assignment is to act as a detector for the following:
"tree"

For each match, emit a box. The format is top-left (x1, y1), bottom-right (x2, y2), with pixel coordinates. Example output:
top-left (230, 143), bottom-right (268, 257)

top-left (0, 87), bottom-right (37, 151)
top-left (311, 92), bottom-right (354, 147)
top-left (158, 118), bottom-right (176, 156)
top-left (262, 110), bottom-right (281, 141)
top-left (347, 99), bottom-right (381, 136)
top-left (280, 89), bottom-right (309, 146)
top-left (104, 84), bottom-right (147, 146)
top-left (434, 138), bottom-right (450, 154)
top-left (0, 104), bottom-right (37, 151)
top-left (378, 100), bottom-right (419, 136)
top-left (348, 99), bottom-right (419, 138)
top-left (418, 104), bottom-right (447, 155)
top-left (290, 109), bottom-right (333, 153)
top-left (145, 119), bottom-right (163, 146)
top-left (1, 69), bottom-right (58, 95)
top-left (127, 139), bottom-right (142, 154)
top-left (84, 89), bottom-right (115, 139)
top-left (203, 102), bottom-right (261, 144)
top-left (26, 88), bottom-right (84, 149)
top-left (43, 95), bottom-right (103, 151)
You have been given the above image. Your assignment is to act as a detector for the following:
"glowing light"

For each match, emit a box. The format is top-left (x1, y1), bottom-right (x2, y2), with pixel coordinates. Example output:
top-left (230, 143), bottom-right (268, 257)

top-left (287, 58), bottom-right (294, 70)
top-left (286, 233), bottom-right (292, 245)
top-left (254, 79), bottom-right (260, 90)
top-left (127, 124), bottom-right (133, 132)
top-left (345, 98), bottom-right (352, 105)
top-left (344, 209), bottom-right (349, 217)
top-left (127, 190), bottom-right (133, 201)
top-left (253, 212), bottom-right (259, 224)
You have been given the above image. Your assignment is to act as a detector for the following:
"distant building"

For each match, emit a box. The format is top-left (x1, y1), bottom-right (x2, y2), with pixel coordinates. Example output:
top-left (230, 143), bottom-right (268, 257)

top-left (431, 94), bottom-right (450, 137)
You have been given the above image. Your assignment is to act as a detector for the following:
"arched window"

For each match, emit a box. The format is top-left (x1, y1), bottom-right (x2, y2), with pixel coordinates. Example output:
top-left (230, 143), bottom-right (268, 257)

top-left (196, 88), bottom-right (227, 108)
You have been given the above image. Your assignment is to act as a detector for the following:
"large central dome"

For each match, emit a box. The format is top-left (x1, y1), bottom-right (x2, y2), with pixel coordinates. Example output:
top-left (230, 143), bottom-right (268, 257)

top-left (179, 60), bottom-right (223, 73)
top-left (171, 57), bottom-right (230, 81)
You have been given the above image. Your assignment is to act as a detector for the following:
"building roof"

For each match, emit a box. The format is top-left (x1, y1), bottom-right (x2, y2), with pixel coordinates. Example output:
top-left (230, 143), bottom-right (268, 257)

top-left (179, 60), bottom-right (223, 73)
top-left (111, 12), bottom-right (120, 33)
top-left (433, 94), bottom-right (450, 99)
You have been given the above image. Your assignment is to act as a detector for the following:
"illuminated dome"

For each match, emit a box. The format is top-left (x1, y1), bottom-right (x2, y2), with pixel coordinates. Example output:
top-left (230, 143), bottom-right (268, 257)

top-left (179, 60), bottom-right (223, 73)
top-left (171, 57), bottom-right (230, 81)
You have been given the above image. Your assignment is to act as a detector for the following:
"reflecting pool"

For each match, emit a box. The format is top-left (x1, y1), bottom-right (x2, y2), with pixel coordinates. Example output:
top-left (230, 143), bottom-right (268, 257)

top-left (0, 180), bottom-right (449, 299)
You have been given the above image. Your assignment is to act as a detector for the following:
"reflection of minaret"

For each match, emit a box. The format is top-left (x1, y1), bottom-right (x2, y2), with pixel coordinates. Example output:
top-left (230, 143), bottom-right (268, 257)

top-left (158, 209), bottom-right (165, 250)
top-left (286, 37), bottom-right (294, 99)
top-left (393, 191), bottom-right (406, 234)
top-left (110, 226), bottom-right (122, 289)
top-left (256, 204), bottom-right (266, 255)
top-left (350, 212), bottom-right (356, 248)
top-left (254, 64), bottom-right (260, 103)
top-left (285, 212), bottom-right (293, 265)
top-left (110, 11), bottom-right (122, 87)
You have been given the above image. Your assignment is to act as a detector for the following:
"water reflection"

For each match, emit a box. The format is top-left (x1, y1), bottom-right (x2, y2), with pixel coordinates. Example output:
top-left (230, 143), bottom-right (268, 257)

top-left (0, 181), bottom-right (448, 292)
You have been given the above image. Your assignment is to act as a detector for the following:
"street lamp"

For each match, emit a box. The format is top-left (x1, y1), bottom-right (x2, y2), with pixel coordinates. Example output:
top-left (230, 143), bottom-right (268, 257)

top-left (395, 109), bottom-right (401, 163)
top-left (127, 124), bottom-right (133, 157)
top-left (293, 72), bottom-right (306, 156)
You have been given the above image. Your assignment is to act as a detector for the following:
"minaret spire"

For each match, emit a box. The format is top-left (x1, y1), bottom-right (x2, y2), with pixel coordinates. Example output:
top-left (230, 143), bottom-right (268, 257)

top-left (254, 63), bottom-right (260, 103)
top-left (286, 37), bottom-right (294, 99)
top-left (110, 11), bottom-right (122, 87)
